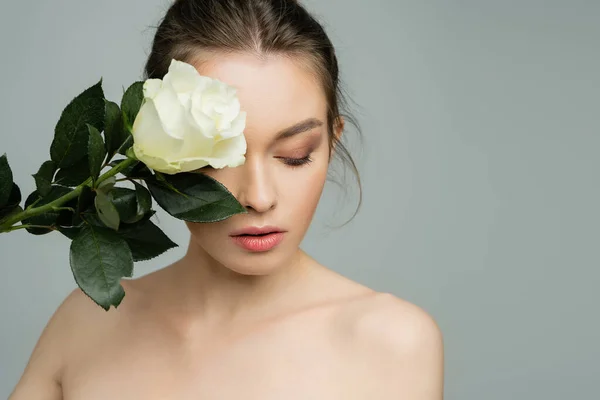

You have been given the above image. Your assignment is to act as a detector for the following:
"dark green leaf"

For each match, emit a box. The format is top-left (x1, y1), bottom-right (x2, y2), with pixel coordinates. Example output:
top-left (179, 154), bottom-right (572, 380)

top-left (0, 206), bottom-right (22, 225)
top-left (104, 100), bottom-right (128, 160)
top-left (109, 159), bottom-right (151, 179)
top-left (116, 133), bottom-right (133, 156)
top-left (23, 186), bottom-right (73, 235)
top-left (56, 201), bottom-right (77, 227)
top-left (133, 181), bottom-right (152, 220)
top-left (32, 160), bottom-right (57, 197)
top-left (82, 194), bottom-right (156, 230)
top-left (0, 154), bottom-right (13, 207)
top-left (69, 224), bottom-right (133, 310)
top-left (119, 218), bottom-right (177, 261)
top-left (71, 185), bottom-right (95, 227)
top-left (146, 172), bottom-right (246, 223)
top-left (58, 225), bottom-right (82, 240)
top-left (55, 156), bottom-right (90, 187)
top-left (81, 211), bottom-right (108, 228)
top-left (121, 81), bottom-right (144, 132)
top-left (128, 162), bottom-right (152, 179)
top-left (118, 209), bottom-right (155, 226)
top-left (97, 176), bottom-right (116, 194)
top-left (50, 79), bottom-right (105, 168)
top-left (0, 184), bottom-right (22, 222)
top-left (94, 190), bottom-right (119, 231)
top-left (109, 188), bottom-right (137, 223)
top-left (87, 124), bottom-right (105, 184)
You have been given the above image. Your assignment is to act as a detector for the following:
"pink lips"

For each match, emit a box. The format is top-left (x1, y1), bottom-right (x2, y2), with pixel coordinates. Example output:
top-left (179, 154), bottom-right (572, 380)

top-left (230, 226), bottom-right (285, 252)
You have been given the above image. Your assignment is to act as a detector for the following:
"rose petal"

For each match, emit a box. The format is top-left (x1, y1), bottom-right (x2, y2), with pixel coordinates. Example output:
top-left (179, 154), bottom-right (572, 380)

top-left (178, 120), bottom-right (217, 159)
top-left (133, 144), bottom-right (181, 174)
top-left (143, 79), bottom-right (162, 99)
top-left (222, 97), bottom-right (241, 126)
top-left (132, 100), bottom-right (183, 157)
top-left (164, 59), bottom-right (203, 95)
top-left (218, 111), bottom-right (246, 140)
top-left (190, 87), bottom-right (218, 138)
top-left (152, 84), bottom-right (186, 140)
top-left (176, 158), bottom-right (211, 173)
top-left (204, 134), bottom-right (247, 168)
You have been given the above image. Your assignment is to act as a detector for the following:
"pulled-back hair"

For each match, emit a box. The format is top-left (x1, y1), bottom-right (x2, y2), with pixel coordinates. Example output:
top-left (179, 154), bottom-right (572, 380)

top-left (145, 0), bottom-right (362, 224)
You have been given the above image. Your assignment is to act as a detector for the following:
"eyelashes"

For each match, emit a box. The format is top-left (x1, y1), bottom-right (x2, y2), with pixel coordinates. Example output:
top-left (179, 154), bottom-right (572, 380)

top-left (278, 154), bottom-right (313, 167)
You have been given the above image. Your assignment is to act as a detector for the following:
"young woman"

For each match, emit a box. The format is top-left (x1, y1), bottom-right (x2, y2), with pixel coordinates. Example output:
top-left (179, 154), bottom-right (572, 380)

top-left (10, 1), bottom-right (443, 398)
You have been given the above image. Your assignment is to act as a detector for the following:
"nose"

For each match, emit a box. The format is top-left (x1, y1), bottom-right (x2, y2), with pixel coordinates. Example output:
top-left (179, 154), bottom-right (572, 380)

top-left (236, 156), bottom-right (277, 214)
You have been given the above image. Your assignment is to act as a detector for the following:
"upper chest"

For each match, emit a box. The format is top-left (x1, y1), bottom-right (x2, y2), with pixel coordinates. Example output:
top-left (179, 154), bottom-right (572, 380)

top-left (61, 303), bottom-right (375, 400)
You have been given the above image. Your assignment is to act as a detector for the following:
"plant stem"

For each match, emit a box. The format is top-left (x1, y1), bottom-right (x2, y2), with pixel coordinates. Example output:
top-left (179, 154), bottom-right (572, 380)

top-left (5, 224), bottom-right (55, 232)
top-left (52, 206), bottom-right (76, 212)
top-left (0, 157), bottom-right (138, 232)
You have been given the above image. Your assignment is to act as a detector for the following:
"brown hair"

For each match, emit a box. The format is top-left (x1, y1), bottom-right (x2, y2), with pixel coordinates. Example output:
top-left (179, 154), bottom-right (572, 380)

top-left (144, 0), bottom-right (362, 225)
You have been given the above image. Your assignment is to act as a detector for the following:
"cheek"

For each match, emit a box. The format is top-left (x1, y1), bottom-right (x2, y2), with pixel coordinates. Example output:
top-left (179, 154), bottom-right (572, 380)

top-left (185, 221), bottom-right (207, 242)
top-left (282, 161), bottom-right (328, 219)
top-left (185, 220), bottom-right (226, 248)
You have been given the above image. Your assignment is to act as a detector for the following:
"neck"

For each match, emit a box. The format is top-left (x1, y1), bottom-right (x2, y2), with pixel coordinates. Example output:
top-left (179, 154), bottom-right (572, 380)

top-left (163, 236), bottom-right (314, 329)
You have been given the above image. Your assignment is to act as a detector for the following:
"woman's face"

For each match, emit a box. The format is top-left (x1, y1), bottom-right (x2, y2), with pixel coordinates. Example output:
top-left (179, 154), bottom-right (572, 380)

top-left (185, 52), bottom-right (339, 275)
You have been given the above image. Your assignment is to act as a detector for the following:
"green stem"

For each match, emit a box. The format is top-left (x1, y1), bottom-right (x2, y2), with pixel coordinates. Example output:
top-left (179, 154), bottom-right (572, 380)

top-left (52, 206), bottom-right (76, 212)
top-left (5, 224), bottom-right (55, 232)
top-left (26, 196), bottom-right (43, 210)
top-left (95, 158), bottom-right (139, 187)
top-left (0, 157), bottom-right (138, 232)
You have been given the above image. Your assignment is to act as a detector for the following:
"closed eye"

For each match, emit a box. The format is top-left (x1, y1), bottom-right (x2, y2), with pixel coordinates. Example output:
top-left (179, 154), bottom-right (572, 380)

top-left (278, 154), bottom-right (313, 167)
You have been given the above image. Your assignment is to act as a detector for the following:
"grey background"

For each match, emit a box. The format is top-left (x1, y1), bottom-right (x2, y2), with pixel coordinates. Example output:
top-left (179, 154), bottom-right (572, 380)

top-left (1, 0), bottom-right (598, 398)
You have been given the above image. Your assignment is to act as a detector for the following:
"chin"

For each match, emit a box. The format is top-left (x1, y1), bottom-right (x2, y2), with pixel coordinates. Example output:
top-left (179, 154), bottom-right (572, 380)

top-left (213, 250), bottom-right (293, 276)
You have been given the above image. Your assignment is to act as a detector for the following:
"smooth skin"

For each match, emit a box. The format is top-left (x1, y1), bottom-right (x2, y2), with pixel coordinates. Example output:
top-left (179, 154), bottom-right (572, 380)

top-left (9, 53), bottom-right (444, 399)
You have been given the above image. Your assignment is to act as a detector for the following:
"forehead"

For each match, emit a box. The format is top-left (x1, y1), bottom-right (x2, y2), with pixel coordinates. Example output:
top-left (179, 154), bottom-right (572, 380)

top-left (193, 53), bottom-right (327, 133)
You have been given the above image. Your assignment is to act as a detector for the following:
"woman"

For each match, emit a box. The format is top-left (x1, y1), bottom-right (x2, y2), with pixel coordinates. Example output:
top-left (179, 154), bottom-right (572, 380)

top-left (10, 0), bottom-right (443, 398)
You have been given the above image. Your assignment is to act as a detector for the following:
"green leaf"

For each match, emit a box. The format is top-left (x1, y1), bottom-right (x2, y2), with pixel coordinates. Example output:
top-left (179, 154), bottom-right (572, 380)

top-left (87, 124), bottom-right (106, 184)
top-left (71, 185), bottom-right (95, 227)
top-left (0, 183), bottom-right (22, 222)
top-left (58, 225), bottom-right (82, 240)
top-left (55, 156), bottom-right (90, 187)
top-left (119, 218), bottom-right (178, 261)
top-left (69, 224), bottom-right (133, 310)
top-left (50, 79), bottom-right (105, 168)
top-left (146, 172), bottom-right (246, 223)
top-left (23, 186), bottom-right (73, 235)
top-left (115, 81), bottom-right (143, 156)
top-left (109, 159), bottom-right (152, 179)
top-left (82, 209), bottom-right (156, 232)
top-left (108, 181), bottom-right (153, 225)
top-left (133, 181), bottom-right (152, 220)
top-left (0, 205), bottom-right (24, 225)
top-left (81, 211), bottom-right (108, 229)
top-left (97, 176), bottom-right (116, 194)
top-left (121, 81), bottom-right (144, 132)
top-left (116, 133), bottom-right (133, 156)
top-left (32, 160), bottom-right (57, 197)
top-left (104, 100), bottom-right (128, 160)
top-left (0, 154), bottom-right (13, 207)
top-left (109, 187), bottom-right (137, 223)
top-left (94, 190), bottom-right (120, 231)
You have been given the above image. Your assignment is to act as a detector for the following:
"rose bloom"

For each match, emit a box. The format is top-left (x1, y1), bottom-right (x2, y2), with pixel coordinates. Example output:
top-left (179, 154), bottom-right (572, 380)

top-left (131, 59), bottom-right (247, 174)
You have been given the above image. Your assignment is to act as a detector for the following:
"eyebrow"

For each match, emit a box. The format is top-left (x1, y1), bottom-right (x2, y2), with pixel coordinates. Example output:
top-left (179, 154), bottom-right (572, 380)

top-left (274, 118), bottom-right (324, 141)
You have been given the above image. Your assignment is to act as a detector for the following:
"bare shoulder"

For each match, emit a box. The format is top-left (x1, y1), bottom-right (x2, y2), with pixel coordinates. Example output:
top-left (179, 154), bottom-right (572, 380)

top-left (336, 292), bottom-right (444, 399)
top-left (8, 288), bottom-right (87, 399)
top-left (9, 283), bottom-right (135, 399)
top-left (355, 292), bottom-right (443, 353)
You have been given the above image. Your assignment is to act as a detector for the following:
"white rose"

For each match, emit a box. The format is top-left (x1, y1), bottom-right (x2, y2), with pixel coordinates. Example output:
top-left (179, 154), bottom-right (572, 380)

top-left (131, 59), bottom-right (247, 174)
